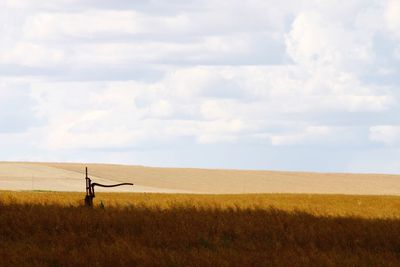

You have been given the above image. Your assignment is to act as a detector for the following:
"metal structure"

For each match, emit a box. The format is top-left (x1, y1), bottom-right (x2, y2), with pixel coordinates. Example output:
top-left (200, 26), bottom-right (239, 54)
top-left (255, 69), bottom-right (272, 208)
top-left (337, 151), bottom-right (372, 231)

top-left (85, 167), bottom-right (134, 207)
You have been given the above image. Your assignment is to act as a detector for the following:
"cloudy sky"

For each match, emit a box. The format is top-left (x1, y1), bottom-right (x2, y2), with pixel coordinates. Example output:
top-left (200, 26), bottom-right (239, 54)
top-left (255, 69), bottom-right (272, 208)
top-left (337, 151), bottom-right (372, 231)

top-left (0, 0), bottom-right (399, 173)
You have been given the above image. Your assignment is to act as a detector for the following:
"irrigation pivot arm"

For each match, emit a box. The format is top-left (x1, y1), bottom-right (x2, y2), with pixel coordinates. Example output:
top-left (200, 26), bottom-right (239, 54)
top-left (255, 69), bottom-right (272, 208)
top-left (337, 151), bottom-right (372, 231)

top-left (90, 182), bottom-right (134, 198)
top-left (84, 166), bottom-right (134, 207)
top-left (91, 182), bottom-right (134, 188)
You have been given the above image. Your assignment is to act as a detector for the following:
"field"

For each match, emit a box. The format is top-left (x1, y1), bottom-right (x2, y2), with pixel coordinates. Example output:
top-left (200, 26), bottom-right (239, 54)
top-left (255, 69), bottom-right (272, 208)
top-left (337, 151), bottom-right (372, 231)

top-left (1, 162), bottom-right (400, 266)
top-left (1, 191), bottom-right (400, 266)
top-left (2, 162), bottom-right (400, 194)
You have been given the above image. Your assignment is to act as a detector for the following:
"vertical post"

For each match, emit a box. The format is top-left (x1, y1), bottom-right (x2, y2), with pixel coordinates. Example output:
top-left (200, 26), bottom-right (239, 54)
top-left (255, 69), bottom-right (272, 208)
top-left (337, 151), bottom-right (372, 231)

top-left (85, 167), bottom-right (90, 198)
top-left (85, 167), bottom-right (93, 207)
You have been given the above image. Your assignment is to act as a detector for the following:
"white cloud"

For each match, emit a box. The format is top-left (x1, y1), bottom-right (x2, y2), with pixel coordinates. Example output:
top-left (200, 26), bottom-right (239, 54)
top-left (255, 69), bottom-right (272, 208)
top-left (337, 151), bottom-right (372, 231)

top-left (268, 126), bottom-right (332, 146)
top-left (25, 60), bottom-right (395, 152)
top-left (1, 0), bottom-right (80, 9)
top-left (285, 11), bottom-right (374, 72)
top-left (369, 125), bottom-right (400, 145)
top-left (0, 42), bottom-right (65, 66)
top-left (0, 0), bottom-right (399, 172)
top-left (385, 0), bottom-right (400, 59)
top-left (200, 100), bottom-right (236, 120)
top-left (69, 36), bottom-right (250, 66)
top-left (23, 10), bottom-right (191, 40)
top-left (385, 0), bottom-right (400, 37)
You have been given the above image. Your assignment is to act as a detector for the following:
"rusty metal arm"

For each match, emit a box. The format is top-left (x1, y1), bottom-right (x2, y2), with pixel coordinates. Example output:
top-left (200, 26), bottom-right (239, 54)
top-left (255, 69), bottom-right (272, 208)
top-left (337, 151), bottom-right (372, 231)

top-left (84, 166), bottom-right (134, 207)
top-left (90, 182), bottom-right (134, 198)
top-left (91, 182), bottom-right (134, 188)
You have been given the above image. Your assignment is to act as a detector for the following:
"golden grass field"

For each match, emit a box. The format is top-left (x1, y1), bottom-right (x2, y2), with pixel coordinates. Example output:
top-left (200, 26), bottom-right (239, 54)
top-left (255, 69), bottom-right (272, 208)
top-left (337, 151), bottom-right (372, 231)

top-left (1, 191), bottom-right (400, 266)
top-left (1, 162), bottom-right (400, 266)
top-left (2, 191), bottom-right (400, 219)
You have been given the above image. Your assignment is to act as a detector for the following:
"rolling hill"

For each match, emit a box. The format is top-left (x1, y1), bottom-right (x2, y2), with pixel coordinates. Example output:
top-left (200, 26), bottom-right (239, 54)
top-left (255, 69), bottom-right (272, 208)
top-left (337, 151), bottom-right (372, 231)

top-left (0, 162), bottom-right (399, 194)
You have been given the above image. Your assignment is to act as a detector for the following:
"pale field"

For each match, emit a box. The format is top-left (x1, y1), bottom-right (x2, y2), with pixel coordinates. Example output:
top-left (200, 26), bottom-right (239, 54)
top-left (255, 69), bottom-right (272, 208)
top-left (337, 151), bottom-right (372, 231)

top-left (1, 161), bottom-right (400, 195)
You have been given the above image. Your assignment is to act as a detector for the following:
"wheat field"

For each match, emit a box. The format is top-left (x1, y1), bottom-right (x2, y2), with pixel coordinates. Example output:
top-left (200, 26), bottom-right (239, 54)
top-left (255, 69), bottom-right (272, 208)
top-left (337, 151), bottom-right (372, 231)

top-left (1, 191), bottom-right (400, 266)
top-left (1, 162), bottom-right (400, 194)
top-left (1, 190), bottom-right (400, 219)
top-left (1, 162), bottom-right (400, 266)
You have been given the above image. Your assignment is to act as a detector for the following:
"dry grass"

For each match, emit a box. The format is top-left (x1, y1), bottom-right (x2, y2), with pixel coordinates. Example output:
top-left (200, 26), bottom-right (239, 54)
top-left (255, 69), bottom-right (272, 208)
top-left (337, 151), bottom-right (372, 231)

top-left (48, 162), bottom-right (400, 194)
top-left (2, 191), bottom-right (400, 218)
top-left (3, 161), bottom-right (400, 194)
top-left (1, 191), bottom-right (400, 266)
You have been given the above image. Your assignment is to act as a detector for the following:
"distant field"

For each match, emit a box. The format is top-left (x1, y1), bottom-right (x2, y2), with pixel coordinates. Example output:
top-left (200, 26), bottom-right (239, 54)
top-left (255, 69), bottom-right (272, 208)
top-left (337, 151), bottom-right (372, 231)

top-left (1, 162), bottom-right (400, 194)
top-left (1, 191), bottom-right (400, 266)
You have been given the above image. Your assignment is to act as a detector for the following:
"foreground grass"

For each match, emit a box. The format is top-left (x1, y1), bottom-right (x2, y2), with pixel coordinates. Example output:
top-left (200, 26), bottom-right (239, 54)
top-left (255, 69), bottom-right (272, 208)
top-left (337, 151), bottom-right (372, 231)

top-left (1, 191), bottom-right (400, 266)
top-left (2, 190), bottom-right (400, 218)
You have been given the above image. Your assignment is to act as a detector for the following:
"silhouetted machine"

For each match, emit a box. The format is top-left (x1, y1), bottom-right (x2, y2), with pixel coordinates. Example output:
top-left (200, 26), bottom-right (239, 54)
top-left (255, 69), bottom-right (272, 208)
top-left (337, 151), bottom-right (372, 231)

top-left (85, 167), bottom-right (134, 207)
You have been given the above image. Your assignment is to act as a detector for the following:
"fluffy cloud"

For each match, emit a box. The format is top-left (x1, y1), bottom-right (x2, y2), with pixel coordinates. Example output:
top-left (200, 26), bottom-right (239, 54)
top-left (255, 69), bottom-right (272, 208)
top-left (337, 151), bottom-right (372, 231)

top-left (26, 62), bottom-right (395, 151)
top-left (286, 11), bottom-right (374, 72)
top-left (0, 0), bottom-right (399, 172)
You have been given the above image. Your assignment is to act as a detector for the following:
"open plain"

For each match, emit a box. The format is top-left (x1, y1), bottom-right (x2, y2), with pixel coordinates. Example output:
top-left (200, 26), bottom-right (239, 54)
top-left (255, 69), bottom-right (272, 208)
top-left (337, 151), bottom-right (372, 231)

top-left (1, 162), bottom-right (400, 195)
top-left (1, 162), bottom-right (400, 266)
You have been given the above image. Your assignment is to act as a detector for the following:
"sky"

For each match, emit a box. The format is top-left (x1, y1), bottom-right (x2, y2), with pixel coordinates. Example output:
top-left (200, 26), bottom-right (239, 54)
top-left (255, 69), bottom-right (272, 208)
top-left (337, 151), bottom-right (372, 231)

top-left (0, 0), bottom-right (399, 173)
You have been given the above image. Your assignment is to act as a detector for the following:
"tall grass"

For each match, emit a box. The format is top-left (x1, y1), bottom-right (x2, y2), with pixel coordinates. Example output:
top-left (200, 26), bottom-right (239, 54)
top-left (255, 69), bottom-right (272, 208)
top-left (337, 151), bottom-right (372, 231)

top-left (1, 191), bottom-right (400, 266)
top-left (2, 190), bottom-right (400, 218)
